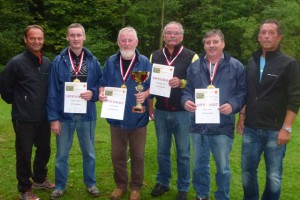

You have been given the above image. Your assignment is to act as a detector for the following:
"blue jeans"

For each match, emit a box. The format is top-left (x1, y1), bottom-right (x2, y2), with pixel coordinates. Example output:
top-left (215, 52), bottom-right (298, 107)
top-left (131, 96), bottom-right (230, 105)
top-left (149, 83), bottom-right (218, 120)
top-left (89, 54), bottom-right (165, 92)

top-left (154, 109), bottom-right (191, 191)
top-left (54, 116), bottom-right (96, 190)
top-left (192, 134), bottom-right (233, 200)
top-left (242, 127), bottom-right (286, 200)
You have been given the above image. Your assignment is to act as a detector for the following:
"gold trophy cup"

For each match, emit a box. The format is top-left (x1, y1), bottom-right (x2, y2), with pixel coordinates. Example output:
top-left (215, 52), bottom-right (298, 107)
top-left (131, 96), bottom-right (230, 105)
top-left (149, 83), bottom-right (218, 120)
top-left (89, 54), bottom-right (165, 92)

top-left (131, 71), bottom-right (150, 113)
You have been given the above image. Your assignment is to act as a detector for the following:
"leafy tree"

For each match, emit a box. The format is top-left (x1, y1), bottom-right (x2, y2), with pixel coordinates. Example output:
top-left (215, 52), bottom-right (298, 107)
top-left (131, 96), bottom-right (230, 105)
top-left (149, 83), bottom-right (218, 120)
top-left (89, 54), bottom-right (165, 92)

top-left (0, 0), bottom-right (35, 66)
top-left (261, 0), bottom-right (300, 60)
top-left (0, 0), bottom-right (299, 67)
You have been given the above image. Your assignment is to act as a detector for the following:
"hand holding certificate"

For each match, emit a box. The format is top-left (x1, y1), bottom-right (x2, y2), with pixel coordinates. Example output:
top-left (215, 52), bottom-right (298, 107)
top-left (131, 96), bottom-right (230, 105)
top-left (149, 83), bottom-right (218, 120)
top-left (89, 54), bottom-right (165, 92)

top-left (64, 82), bottom-right (87, 113)
top-left (100, 87), bottom-right (127, 120)
top-left (195, 88), bottom-right (220, 124)
top-left (150, 63), bottom-right (174, 98)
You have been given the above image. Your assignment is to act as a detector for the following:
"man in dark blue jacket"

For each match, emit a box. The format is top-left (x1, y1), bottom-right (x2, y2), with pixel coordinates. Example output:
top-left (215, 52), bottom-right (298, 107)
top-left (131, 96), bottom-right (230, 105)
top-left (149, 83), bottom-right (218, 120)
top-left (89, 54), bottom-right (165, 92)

top-left (0, 25), bottom-right (55, 200)
top-left (99, 27), bottom-right (151, 200)
top-left (47, 23), bottom-right (102, 199)
top-left (182, 29), bottom-right (246, 200)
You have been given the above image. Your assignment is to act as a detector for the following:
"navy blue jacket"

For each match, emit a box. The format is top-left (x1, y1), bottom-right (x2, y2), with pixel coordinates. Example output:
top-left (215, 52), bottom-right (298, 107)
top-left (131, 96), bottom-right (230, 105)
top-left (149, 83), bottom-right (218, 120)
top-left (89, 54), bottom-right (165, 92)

top-left (100, 50), bottom-right (151, 129)
top-left (47, 47), bottom-right (102, 122)
top-left (181, 52), bottom-right (247, 137)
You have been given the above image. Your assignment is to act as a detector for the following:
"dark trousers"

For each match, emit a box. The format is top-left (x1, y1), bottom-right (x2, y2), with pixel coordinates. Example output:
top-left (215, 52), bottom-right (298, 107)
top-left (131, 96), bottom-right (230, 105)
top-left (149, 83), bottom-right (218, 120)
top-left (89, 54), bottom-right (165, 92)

top-left (13, 120), bottom-right (51, 193)
top-left (110, 125), bottom-right (146, 191)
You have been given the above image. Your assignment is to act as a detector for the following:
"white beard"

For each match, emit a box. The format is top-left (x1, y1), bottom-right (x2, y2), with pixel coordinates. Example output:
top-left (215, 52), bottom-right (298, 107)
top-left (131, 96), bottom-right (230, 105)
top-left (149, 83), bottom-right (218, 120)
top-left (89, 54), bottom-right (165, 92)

top-left (120, 49), bottom-right (135, 60)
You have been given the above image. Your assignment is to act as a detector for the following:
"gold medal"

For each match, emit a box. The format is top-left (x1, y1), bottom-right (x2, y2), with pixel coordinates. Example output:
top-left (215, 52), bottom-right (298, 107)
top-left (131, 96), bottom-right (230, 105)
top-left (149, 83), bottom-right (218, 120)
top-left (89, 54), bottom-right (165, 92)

top-left (73, 78), bottom-right (80, 83)
top-left (207, 84), bottom-right (215, 89)
top-left (121, 84), bottom-right (126, 88)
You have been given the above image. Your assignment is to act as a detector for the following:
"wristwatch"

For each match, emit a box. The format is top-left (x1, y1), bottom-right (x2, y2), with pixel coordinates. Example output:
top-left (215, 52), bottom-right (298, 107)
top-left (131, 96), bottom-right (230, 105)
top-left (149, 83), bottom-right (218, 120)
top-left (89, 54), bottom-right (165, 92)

top-left (282, 126), bottom-right (292, 133)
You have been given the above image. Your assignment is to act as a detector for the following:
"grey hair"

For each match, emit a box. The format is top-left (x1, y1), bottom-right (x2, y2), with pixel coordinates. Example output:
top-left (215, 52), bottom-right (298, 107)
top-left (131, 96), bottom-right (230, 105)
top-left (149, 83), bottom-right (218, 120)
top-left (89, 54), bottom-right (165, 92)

top-left (118, 26), bottom-right (138, 40)
top-left (163, 21), bottom-right (184, 35)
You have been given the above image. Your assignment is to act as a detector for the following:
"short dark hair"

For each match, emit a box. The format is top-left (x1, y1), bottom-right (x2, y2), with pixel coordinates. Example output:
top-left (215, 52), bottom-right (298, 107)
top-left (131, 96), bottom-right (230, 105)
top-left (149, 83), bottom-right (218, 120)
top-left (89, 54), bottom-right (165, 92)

top-left (67, 23), bottom-right (85, 35)
top-left (202, 29), bottom-right (224, 44)
top-left (260, 19), bottom-right (282, 35)
top-left (24, 25), bottom-right (44, 38)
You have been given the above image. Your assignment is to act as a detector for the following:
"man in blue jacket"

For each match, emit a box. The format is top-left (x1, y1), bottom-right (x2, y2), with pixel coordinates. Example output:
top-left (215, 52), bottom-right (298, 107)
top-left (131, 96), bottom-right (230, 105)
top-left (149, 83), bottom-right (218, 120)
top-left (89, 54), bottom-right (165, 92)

top-left (47, 23), bottom-right (102, 199)
top-left (182, 29), bottom-right (247, 200)
top-left (99, 27), bottom-right (151, 200)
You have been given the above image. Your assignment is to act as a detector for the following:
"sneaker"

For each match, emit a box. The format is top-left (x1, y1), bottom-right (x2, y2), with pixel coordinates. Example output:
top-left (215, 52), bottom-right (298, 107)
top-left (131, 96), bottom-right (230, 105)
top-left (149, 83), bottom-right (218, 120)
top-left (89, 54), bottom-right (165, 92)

top-left (50, 189), bottom-right (64, 200)
top-left (87, 186), bottom-right (100, 197)
top-left (19, 190), bottom-right (39, 200)
top-left (32, 180), bottom-right (55, 190)
top-left (130, 190), bottom-right (141, 200)
top-left (110, 188), bottom-right (126, 200)
top-left (177, 191), bottom-right (188, 200)
top-left (195, 197), bottom-right (210, 200)
top-left (150, 183), bottom-right (170, 197)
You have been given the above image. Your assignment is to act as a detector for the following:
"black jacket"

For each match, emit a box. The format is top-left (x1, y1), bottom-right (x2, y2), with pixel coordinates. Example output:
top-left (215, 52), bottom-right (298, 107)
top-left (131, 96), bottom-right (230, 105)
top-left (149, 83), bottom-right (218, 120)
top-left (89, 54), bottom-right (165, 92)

top-left (245, 48), bottom-right (300, 130)
top-left (0, 49), bottom-right (51, 121)
top-left (150, 45), bottom-right (198, 111)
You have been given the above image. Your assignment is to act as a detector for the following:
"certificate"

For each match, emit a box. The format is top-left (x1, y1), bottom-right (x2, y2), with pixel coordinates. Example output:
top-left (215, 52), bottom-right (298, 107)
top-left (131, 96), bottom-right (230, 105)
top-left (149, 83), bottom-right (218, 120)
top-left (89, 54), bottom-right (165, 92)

top-left (64, 82), bottom-right (87, 113)
top-left (100, 87), bottom-right (127, 120)
top-left (195, 88), bottom-right (220, 124)
top-left (149, 63), bottom-right (174, 98)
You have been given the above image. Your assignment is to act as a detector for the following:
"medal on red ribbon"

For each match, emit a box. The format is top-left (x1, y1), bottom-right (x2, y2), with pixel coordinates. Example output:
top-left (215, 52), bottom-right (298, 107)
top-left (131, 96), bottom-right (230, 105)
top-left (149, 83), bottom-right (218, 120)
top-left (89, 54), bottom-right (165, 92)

top-left (163, 46), bottom-right (183, 66)
top-left (68, 47), bottom-right (84, 83)
top-left (207, 60), bottom-right (219, 89)
top-left (120, 53), bottom-right (136, 88)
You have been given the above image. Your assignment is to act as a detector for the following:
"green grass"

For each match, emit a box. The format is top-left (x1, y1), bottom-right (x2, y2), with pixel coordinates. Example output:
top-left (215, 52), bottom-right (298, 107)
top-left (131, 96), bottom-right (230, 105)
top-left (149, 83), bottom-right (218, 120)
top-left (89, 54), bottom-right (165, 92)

top-left (0, 98), bottom-right (299, 200)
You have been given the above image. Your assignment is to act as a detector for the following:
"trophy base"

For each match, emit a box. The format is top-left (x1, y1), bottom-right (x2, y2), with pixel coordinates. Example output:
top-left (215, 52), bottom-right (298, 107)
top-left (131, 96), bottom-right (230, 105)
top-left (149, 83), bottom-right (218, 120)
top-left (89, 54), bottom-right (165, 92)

top-left (132, 106), bottom-right (146, 113)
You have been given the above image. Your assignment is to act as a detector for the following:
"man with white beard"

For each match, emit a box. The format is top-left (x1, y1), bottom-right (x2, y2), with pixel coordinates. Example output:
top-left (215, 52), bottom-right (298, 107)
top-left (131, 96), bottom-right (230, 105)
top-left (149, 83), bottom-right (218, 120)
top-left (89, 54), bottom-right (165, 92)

top-left (99, 27), bottom-right (152, 200)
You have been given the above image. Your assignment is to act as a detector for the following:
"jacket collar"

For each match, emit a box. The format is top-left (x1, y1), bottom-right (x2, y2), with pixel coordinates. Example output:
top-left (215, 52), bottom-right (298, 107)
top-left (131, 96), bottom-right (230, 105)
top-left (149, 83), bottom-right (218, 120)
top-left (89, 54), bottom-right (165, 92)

top-left (164, 44), bottom-right (183, 59)
top-left (24, 49), bottom-right (42, 65)
top-left (200, 51), bottom-right (231, 64)
top-left (60, 46), bottom-right (93, 58)
top-left (252, 47), bottom-right (282, 64)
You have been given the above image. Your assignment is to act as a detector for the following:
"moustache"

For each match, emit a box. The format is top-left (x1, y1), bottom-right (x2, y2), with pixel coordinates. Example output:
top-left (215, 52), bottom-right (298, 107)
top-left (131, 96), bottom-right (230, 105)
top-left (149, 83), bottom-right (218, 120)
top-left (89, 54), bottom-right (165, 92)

top-left (167, 38), bottom-right (177, 42)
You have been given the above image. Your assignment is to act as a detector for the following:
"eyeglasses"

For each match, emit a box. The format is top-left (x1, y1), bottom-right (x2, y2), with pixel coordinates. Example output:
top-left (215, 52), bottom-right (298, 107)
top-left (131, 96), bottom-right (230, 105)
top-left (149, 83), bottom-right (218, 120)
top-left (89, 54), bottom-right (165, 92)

top-left (164, 31), bottom-right (182, 36)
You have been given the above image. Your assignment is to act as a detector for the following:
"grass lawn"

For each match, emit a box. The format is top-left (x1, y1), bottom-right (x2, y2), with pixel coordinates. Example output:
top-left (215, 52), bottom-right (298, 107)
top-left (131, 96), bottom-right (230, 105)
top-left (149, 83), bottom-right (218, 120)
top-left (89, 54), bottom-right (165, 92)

top-left (0, 98), bottom-right (299, 200)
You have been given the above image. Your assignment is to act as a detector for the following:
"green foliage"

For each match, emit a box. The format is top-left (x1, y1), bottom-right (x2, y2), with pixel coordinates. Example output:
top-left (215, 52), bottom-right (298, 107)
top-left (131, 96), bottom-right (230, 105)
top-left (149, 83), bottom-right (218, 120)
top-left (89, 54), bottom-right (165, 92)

top-left (0, 0), bottom-right (299, 65)
top-left (85, 27), bottom-right (117, 63)
top-left (261, 0), bottom-right (300, 59)
top-left (0, 0), bottom-right (35, 65)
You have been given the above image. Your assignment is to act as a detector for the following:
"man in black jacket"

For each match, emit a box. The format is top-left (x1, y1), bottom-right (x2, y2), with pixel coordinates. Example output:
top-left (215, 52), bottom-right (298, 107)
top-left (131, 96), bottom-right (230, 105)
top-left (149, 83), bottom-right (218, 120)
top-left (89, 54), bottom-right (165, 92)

top-left (237, 19), bottom-right (300, 200)
top-left (0, 25), bottom-right (54, 200)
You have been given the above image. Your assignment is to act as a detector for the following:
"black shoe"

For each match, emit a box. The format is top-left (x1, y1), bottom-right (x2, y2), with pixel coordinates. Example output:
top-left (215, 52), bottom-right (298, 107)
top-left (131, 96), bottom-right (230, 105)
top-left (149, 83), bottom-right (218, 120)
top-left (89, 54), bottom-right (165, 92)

top-left (150, 183), bottom-right (170, 197)
top-left (195, 197), bottom-right (209, 200)
top-left (177, 191), bottom-right (188, 200)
